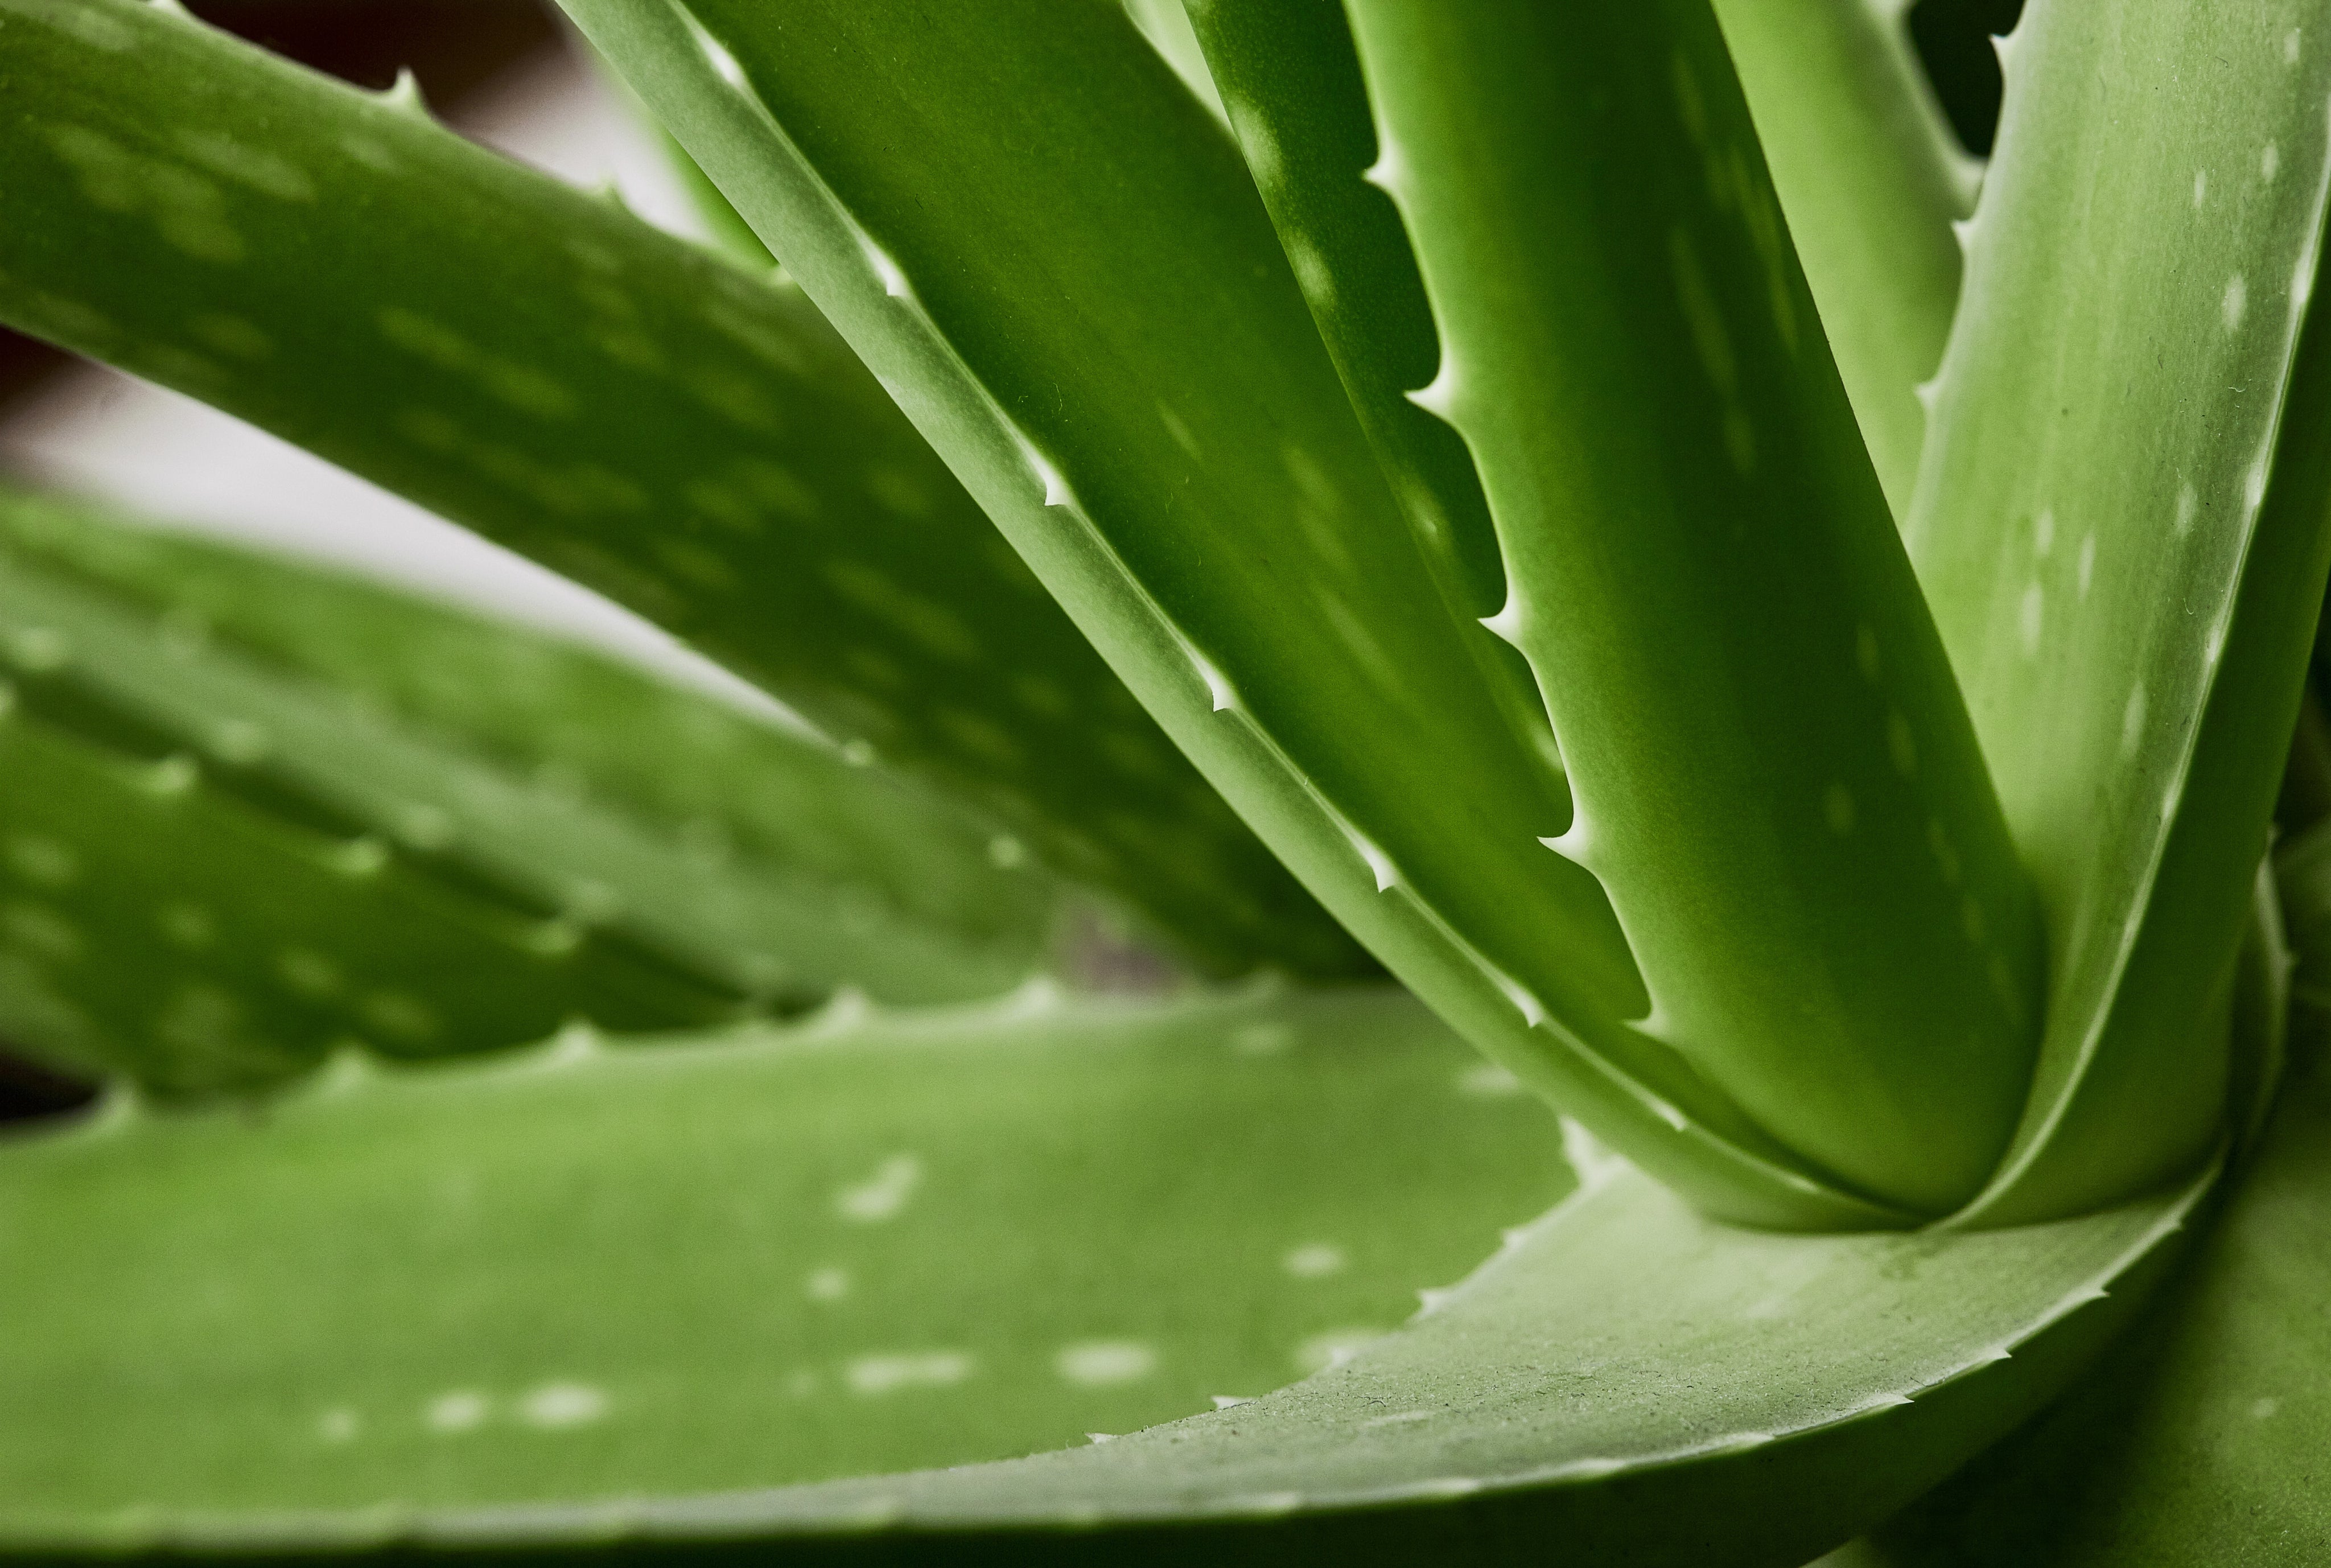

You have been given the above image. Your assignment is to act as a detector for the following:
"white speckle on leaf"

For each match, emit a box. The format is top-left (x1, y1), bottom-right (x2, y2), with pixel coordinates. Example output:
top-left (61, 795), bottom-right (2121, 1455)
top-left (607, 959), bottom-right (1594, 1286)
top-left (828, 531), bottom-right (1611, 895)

top-left (2194, 168), bottom-right (2210, 208)
top-left (2224, 273), bottom-right (2250, 331)
top-left (2253, 1395), bottom-right (2282, 1419)
top-left (6, 837), bottom-right (77, 890)
top-left (1457, 1060), bottom-right (1523, 1098)
top-left (2018, 581), bottom-right (2044, 654)
top-left (2176, 481), bottom-right (2200, 536)
top-left (806, 1266), bottom-right (850, 1302)
top-left (835, 1154), bottom-right (922, 1223)
top-left (1055, 1341), bottom-right (1156, 1387)
top-left (518, 1383), bottom-right (607, 1430)
top-left (2077, 532), bottom-right (2096, 598)
top-left (846, 1351), bottom-right (974, 1396)
top-left (2122, 682), bottom-right (2148, 758)
top-left (317, 1408), bottom-right (361, 1444)
top-left (1823, 784), bottom-right (1856, 836)
top-left (1887, 711), bottom-right (1917, 776)
top-left (426, 1392), bottom-right (488, 1433)
top-left (1282, 1242), bottom-right (1348, 1279)
top-left (1231, 1022), bottom-right (1292, 1056)
top-left (2287, 29), bottom-right (2303, 65)
top-left (2264, 142), bottom-right (2283, 183)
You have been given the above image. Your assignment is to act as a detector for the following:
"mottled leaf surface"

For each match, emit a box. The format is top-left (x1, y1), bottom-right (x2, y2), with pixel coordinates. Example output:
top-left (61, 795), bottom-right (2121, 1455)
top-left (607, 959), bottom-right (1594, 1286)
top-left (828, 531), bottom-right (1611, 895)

top-left (0, 1041), bottom-right (2204, 1563)
top-left (1341, 0), bottom-right (2036, 1213)
top-left (0, 491), bottom-right (1056, 1093)
top-left (0, 0), bottom-right (1355, 978)
top-left (1910, 0), bottom-right (2331, 1222)
top-left (0, 986), bottom-right (1568, 1539)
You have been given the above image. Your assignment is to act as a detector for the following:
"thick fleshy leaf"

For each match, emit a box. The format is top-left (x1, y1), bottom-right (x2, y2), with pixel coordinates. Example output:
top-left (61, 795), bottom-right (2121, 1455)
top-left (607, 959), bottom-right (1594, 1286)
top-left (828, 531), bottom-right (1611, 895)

top-left (1908, 0), bottom-right (2331, 1223)
top-left (0, 489), bottom-right (1056, 1094)
top-left (1865, 1032), bottom-right (2331, 1564)
top-left (563, 0), bottom-right (1901, 1228)
top-left (1712, 0), bottom-right (1975, 516)
top-left (0, 0), bottom-right (1357, 979)
top-left (0, 985), bottom-right (1569, 1540)
top-left (1340, 0), bottom-right (2037, 1213)
top-left (0, 1035), bottom-right (2206, 1562)
top-left (1179, 0), bottom-right (1567, 783)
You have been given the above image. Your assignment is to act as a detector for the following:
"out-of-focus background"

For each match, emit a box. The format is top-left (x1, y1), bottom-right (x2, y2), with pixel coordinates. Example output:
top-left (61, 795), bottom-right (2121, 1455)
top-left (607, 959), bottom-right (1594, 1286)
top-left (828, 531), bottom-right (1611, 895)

top-left (0, 0), bottom-right (2026, 1122)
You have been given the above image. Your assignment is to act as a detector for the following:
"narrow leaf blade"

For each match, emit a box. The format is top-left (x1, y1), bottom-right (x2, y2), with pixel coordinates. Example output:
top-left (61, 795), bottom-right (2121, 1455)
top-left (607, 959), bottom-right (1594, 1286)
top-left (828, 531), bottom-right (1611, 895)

top-left (1912, 0), bottom-right (2331, 1222)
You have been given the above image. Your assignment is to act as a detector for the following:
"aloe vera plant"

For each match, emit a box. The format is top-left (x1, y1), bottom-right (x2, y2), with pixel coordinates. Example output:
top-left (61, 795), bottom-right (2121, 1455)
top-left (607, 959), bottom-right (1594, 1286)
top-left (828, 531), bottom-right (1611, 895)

top-left (4, 0), bottom-right (2331, 1559)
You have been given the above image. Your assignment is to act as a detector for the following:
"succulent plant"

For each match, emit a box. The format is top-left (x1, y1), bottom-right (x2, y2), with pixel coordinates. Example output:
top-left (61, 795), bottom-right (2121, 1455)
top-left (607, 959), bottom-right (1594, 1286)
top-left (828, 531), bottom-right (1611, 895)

top-left (2, 0), bottom-right (2330, 1560)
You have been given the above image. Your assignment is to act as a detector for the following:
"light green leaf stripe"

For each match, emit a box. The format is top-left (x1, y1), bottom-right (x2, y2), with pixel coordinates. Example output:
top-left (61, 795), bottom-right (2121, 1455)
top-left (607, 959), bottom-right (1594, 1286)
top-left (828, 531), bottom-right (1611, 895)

top-left (563, 0), bottom-right (1900, 1228)
top-left (1711, 0), bottom-right (1975, 518)
top-left (0, 0), bottom-right (1355, 981)
top-left (1341, 0), bottom-right (2038, 1213)
top-left (1910, 0), bottom-right (2331, 1225)
top-left (0, 492), bottom-right (1056, 1093)
top-left (0, 985), bottom-right (1570, 1541)
top-left (1180, 0), bottom-right (1570, 785)
top-left (0, 1035), bottom-right (2206, 1562)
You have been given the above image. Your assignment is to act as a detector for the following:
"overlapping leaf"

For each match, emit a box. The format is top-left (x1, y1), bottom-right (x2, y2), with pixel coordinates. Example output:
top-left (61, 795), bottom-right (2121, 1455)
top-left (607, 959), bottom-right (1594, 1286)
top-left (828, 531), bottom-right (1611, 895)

top-left (1711, 0), bottom-right (1975, 515)
top-left (1335, 0), bottom-right (2037, 1213)
top-left (0, 488), bottom-right (1055, 1094)
top-left (562, 0), bottom-right (1901, 1227)
top-left (0, 0), bottom-right (1357, 979)
top-left (0, 986), bottom-right (1569, 1537)
top-left (1910, 0), bottom-right (2331, 1223)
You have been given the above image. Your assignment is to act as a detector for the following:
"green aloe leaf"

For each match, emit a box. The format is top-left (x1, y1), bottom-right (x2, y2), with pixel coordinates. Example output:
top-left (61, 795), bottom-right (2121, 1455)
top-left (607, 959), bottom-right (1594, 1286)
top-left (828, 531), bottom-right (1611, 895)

top-left (562, 0), bottom-right (1902, 1228)
top-left (0, 977), bottom-right (2207, 1562)
top-left (0, 0), bottom-right (1356, 981)
top-left (1178, 0), bottom-right (1567, 784)
top-left (1863, 1031), bottom-right (2331, 1565)
top-left (0, 985), bottom-right (1570, 1538)
top-left (1339, 0), bottom-right (2037, 1213)
top-left (1909, 0), bottom-right (2331, 1224)
top-left (0, 488), bottom-right (1056, 1094)
top-left (1711, 0), bottom-right (1975, 516)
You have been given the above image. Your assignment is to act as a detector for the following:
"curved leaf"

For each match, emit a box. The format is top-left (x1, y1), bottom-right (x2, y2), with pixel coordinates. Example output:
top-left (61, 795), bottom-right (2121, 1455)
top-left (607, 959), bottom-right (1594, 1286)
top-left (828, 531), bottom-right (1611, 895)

top-left (1340, 0), bottom-right (2038, 1213)
top-left (0, 490), bottom-right (1055, 1094)
top-left (0, 0), bottom-right (1357, 979)
top-left (1711, 0), bottom-right (1975, 516)
top-left (1867, 1031), bottom-right (2331, 1564)
top-left (1910, 0), bottom-right (2331, 1223)
top-left (562, 0), bottom-right (1900, 1228)
top-left (0, 985), bottom-right (1570, 1539)
top-left (0, 1067), bottom-right (2205, 1562)
top-left (1179, 0), bottom-right (1568, 783)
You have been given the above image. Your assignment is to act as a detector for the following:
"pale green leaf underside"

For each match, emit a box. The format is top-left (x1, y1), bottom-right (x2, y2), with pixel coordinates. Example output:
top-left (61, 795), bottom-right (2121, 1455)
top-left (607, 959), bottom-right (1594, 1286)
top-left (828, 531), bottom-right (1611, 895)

top-left (565, 0), bottom-right (1902, 1229)
top-left (1912, 0), bottom-right (2331, 1223)
top-left (1341, 0), bottom-right (2036, 1213)
top-left (0, 488), bottom-right (1055, 1094)
top-left (0, 986), bottom-right (1568, 1545)
top-left (1711, 0), bottom-right (1972, 520)
top-left (0, 0), bottom-right (1356, 979)
top-left (0, 1019), bottom-right (2204, 1562)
